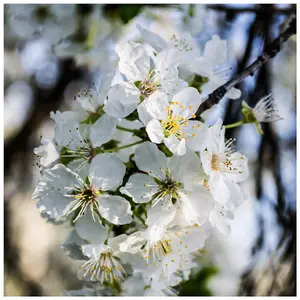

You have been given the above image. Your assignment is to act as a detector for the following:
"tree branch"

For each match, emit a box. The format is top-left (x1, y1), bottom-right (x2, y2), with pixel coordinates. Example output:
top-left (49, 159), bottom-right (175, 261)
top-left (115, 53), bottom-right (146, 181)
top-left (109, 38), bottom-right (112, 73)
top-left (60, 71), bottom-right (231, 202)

top-left (195, 15), bottom-right (296, 117)
top-left (206, 4), bottom-right (295, 15)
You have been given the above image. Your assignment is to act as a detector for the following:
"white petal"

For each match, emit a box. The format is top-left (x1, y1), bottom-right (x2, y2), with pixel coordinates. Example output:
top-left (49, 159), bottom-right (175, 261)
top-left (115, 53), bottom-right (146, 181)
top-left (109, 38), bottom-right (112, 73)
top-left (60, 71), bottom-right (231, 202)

top-left (183, 120), bottom-right (209, 152)
top-left (179, 224), bottom-right (211, 253)
top-left (146, 119), bottom-right (164, 143)
top-left (75, 211), bottom-right (108, 244)
top-left (144, 225), bottom-right (166, 242)
top-left (137, 100), bottom-right (153, 126)
top-left (164, 135), bottom-right (186, 156)
top-left (224, 180), bottom-right (243, 210)
top-left (104, 82), bottom-right (140, 118)
top-left (170, 87), bottom-right (202, 119)
top-left (116, 41), bottom-right (150, 81)
top-left (161, 78), bottom-right (189, 101)
top-left (209, 172), bottom-right (230, 205)
top-left (168, 150), bottom-right (202, 185)
top-left (61, 229), bottom-right (86, 260)
top-left (209, 206), bottom-right (231, 236)
top-left (203, 35), bottom-right (227, 67)
top-left (120, 173), bottom-right (158, 203)
top-left (119, 232), bottom-right (144, 254)
top-left (179, 187), bottom-right (213, 225)
top-left (82, 244), bottom-right (108, 260)
top-left (33, 164), bottom-right (83, 220)
top-left (50, 111), bottom-right (83, 150)
top-left (137, 25), bottom-right (168, 52)
top-left (224, 152), bottom-right (249, 182)
top-left (98, 194), bottom-right (132, 225)
top-left (90, 114), bottom-right (118, 147)
top-left (96, 71), bottom-right (115, 106)
top-left (184, 56), bottom-right (214, 77)
top-left (34, 137), bottom-right (59, 167)
top-left (134, 142), bottom-right (168, 179)
top-left (146, 202), bottom-right (177, 227)
top-left (89, 153), bottom-right (125, 191)
top-left (144, 90), bottom-right (169, 120)
top-left (226, 87), bottom-right (241, 99)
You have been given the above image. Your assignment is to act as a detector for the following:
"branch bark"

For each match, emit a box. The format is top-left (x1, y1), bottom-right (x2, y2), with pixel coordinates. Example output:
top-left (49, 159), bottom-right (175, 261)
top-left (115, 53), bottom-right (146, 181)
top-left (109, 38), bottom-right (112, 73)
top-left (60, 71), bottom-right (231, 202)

top-left (206, 4), bottom-right (295, 15)
top-left (195, 15), bottom-right (296, 117)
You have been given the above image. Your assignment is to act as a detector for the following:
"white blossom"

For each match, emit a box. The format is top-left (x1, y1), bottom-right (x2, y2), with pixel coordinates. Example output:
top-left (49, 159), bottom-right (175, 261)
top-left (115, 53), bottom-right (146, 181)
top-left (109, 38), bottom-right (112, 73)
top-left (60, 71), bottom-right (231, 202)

top-left (242, 94), bottom-right (282, 134)
top-left (121, 142), bottom-right (213, 226)
top-left (137, 27), bottom-right (241, 100)
top-left (104, 41), bottom-right (188, 119)
top-left (144, 87), bottom-right (209, 156)
top-left (32, 154), bottom-right (132, 224)
top-left (200, 118), bottom-right (248, 209)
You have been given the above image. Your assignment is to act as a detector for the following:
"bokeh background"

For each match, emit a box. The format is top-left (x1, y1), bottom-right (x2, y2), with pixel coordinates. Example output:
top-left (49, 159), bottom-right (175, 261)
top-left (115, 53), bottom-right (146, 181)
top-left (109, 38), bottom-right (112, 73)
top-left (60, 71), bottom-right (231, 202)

top-left (4, 3), bottom-right (296, 296)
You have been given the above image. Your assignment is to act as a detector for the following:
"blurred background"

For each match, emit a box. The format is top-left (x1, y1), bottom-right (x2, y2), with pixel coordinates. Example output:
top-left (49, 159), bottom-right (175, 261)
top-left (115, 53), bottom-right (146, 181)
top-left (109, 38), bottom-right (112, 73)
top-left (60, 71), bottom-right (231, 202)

top-left (4, 3), bottom-right (296, 296)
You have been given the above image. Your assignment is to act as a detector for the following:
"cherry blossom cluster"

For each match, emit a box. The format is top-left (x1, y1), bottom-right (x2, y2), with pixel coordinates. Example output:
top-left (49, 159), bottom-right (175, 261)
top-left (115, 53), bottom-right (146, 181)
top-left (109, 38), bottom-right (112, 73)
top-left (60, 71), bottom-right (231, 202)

top-left (32, 26), bottom-right (280, 296)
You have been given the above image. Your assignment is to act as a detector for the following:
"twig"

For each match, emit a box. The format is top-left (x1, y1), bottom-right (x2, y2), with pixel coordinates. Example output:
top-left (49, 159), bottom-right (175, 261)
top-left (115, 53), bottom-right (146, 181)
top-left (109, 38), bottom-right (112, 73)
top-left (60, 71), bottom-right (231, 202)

top-left (195, 15), bottom-right (296, 117)
top-left (206, 4), bottom-right (295, 15)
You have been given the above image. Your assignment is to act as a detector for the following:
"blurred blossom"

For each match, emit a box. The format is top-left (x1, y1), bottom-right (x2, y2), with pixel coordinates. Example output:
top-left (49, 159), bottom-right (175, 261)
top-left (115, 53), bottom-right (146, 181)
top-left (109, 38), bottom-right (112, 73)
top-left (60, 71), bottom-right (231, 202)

top-left (6, 4), bottom-right (77, 44)
top-left (237, 125), bottom-right (261, 161)
top-left (207, 197), bottom-right (258, 295)
top-left (180, 4), bottom-right (206, 36)
top-left (18, 37), bottom-right (50, 75)
top-left (35, 56), bottom-right (59, 89)
top-left (4, 81), bottom-right (33, 142)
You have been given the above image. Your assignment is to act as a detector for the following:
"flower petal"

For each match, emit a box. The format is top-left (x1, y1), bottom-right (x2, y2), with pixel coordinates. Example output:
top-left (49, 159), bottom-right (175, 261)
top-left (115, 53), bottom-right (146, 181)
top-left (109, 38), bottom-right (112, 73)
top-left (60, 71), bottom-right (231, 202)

top-left (146, 201), bottom-right (177, 227)
top-left (144, 90), bottom-right (169, 120)
top-left (168, 150), bottom-right (202, 187)
top-left (89, 153), bottom-right (125, 191)
top-left (179, 187), bottom-right (213, 225)
top-left (120, 173), bottom-right (158, 203)
top-left (96, 71), bottom-right (115, 106)
top-left (208, 172), bottom-right (230, 205)
top-left (32, 164), bottom-right (84, 220)
top-left (203, 35), bottom-right (227, 67)
top-left (116, 41), bottom-right (150, 81)
top-left (90, 113), bottom-right (118, 147)
top-left (134, 142), bottom-right (168, 179)
top-left (137, 25), bottom-right (168, 52)
top-left (170, 87), bottom-right (202, 119)
top-left (104, 82), bottom-right (140, 118)
top-left (137, 100), bottom-right (153, 126)
top-left (164, 135), bottom-right (186, 156)
top-left (183, 120), bottom-right (209, 152)
top-left (146, 119), bottom-right (164, 144)
top-left (179, 224), bottom-right (211, 253)
top-left (98, 194), bottom-right (132, 225)
top-left (75, 211), bottom-right (108, 244)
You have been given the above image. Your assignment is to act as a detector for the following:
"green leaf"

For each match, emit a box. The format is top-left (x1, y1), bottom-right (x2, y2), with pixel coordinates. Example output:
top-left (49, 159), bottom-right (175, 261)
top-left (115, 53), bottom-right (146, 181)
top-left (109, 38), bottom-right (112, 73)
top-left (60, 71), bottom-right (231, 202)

top-left (189, 74), bottom-right (209, 94)
top-left (119, 5), bottom-right (143, 24)
top-left (178, 265), bottom-right (219, 296)
top-left (125, 110), bottom-right (139, 121)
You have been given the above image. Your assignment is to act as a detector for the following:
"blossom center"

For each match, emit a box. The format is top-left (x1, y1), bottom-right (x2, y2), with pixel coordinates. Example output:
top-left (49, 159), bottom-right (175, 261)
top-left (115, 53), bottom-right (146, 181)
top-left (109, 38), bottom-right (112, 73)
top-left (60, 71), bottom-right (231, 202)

top-left (140, 79), bottom-right (157, 96)
top-left (161, 111), bottom-right (187, 139)
top-left (170, 34), bottom-right (193, 52)
top-left (154, 170), bottom-right (182, 204)
top-left (211, 153), bottom-right (221, 171)
top-left (67, 185), bottom-right (101, 222)
top-left (80, 250), bottom-right (126, 283)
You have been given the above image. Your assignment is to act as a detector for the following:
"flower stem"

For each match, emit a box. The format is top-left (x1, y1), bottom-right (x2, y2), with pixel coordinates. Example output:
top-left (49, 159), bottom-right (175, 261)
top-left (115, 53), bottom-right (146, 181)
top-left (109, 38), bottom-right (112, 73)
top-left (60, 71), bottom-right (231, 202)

top-left (105, 224), bottom-right (114, 245)
top-left (133, 208), bottom-right (146, 225)
top-left (116, 125), bottom-right (138, 133)
top-left (224, 120), bottom-right (244, 129)
top-left (104, 140), bottom-right (144, 152)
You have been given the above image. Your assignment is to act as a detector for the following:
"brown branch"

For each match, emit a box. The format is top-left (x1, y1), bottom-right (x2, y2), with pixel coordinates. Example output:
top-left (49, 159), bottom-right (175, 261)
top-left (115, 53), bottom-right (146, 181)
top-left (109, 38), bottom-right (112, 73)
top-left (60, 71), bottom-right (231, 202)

top-left (195, 15), bottom-right (296, 117)
top-left (206, 4), bottom-right (295, 15)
